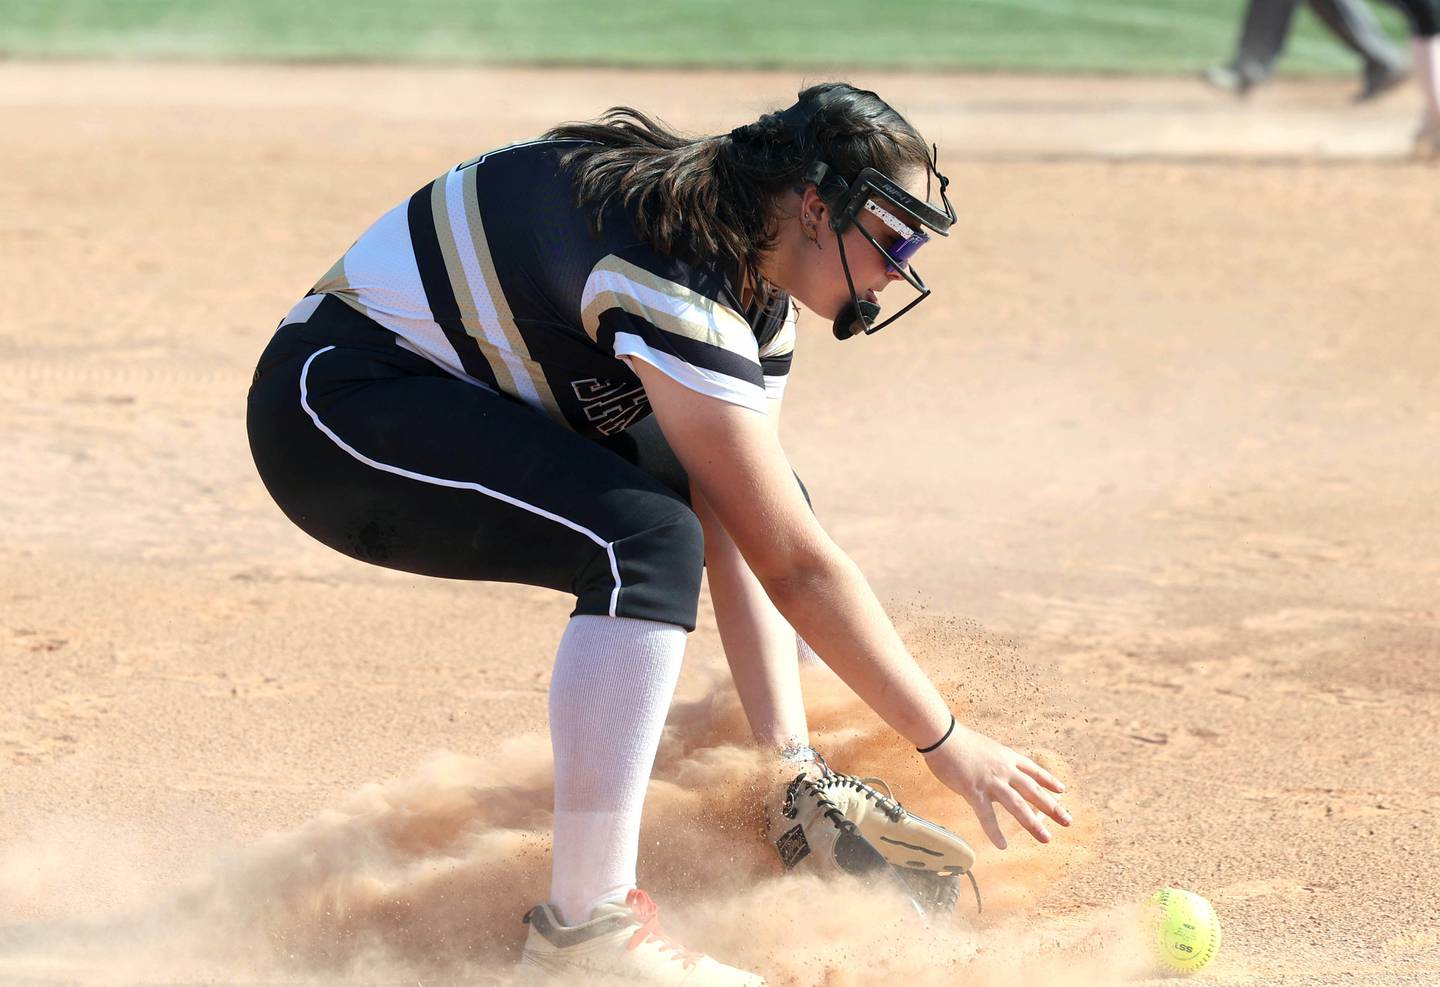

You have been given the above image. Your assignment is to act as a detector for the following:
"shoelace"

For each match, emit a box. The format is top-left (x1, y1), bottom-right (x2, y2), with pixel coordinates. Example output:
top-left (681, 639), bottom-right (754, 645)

top-left (623, 889), bottom-right (704, 970)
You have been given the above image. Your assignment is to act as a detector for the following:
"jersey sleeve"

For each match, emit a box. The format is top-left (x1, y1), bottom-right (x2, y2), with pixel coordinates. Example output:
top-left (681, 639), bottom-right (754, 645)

top-left (758, 297), bottom-right (798, 402)
top-left (579, 247), bottom-right (768, 413)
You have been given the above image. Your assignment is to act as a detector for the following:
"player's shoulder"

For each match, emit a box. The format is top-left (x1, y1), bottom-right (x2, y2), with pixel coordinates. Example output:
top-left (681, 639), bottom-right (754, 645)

top-left (598, 238), bottom-right (743, 311)
top-left (581, 240), bottom-right (758, 359)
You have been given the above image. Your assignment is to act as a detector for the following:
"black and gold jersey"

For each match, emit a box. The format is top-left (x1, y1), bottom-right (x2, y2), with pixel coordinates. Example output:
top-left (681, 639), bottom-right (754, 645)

top-left (310, 138), bottom-right (797, 439)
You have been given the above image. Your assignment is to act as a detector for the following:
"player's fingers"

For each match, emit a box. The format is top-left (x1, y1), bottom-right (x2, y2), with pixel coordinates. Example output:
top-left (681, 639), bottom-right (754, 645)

top-left (994, 784), bottom-right (1052, 843)
top-left (1017, 756), bottom-right (1065, 794)
top-left (969, 795), bottom-right (1008, 850)
top-left (1012, 772), bottom-right (1072, 827)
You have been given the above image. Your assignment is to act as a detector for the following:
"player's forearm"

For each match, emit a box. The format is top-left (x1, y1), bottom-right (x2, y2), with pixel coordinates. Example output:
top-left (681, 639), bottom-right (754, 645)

top-left (694, 488), bottom-right (809, 749)
top-left (759, 548), bottom-right (953, 750)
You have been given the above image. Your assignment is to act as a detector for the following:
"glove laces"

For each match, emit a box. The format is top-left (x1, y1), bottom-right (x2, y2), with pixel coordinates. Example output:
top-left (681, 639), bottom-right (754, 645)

top-left (807, 752), bottom-right (985, 914)
top-left (782, 773), bottom-right (861, 836)
top-left (822, 773), bottom-right (907, 823)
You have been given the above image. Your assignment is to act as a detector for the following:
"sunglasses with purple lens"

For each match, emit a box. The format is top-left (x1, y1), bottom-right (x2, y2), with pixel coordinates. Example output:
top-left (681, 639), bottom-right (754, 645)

top-left (863, 198), bottom-right (930, 274)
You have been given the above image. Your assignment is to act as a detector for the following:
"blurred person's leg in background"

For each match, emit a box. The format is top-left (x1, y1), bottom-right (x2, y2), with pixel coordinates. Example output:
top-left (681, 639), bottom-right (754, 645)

top-left (1208, 0), bottom-right (1407, 99)
top-left (1310, 0), bottom-right (1410, 99)
top-left (1207, 0), bottom-right (1305, 94)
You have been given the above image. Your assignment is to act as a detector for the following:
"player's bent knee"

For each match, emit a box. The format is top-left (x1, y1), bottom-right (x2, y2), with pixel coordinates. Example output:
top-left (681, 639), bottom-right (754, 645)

top-left (573, 506), bottom-right (705, 630)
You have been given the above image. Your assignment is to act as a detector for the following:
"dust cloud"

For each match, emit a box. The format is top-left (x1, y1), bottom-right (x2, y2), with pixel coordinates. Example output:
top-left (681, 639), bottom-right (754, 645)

top-left (0, 622), bottom-right (1151, 986)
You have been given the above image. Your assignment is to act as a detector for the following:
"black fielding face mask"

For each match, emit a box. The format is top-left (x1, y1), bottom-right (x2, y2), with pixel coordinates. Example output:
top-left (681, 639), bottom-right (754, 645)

top-left (802, 150), bottom-right (956, 341)
top-left (735, 92), bottom-right (956, 340)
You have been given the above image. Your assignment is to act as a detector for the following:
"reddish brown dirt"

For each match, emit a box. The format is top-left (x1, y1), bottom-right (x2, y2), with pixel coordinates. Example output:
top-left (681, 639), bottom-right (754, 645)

top-left (1, 63), bottom-right (1437, 985)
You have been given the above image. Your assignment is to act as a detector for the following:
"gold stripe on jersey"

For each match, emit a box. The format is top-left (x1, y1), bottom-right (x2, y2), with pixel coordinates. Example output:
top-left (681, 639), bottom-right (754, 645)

top-left (311, 255), bottom-right (380, 326)
top-left (429, 179), bottom-right (523, 401)
top-left (430, 177), bottom-right (566, 425)
top-left (427, 181), bottom-right (527, 404)
top-left (312, 253), bottom-right (350, 297)
top-left (457, 170), bottom-right (566, 424)
top-left (581, 256), bottom-right (756, 359)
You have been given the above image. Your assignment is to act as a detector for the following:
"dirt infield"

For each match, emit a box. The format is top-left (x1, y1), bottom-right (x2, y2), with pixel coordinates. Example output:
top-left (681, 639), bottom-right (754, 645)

top-left (1, 62), bottom-right (1437, 985)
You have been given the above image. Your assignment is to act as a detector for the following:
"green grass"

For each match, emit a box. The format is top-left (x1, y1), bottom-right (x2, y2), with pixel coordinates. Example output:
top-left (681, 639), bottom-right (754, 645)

top-left (0, 0), bottom-right (1414, 73)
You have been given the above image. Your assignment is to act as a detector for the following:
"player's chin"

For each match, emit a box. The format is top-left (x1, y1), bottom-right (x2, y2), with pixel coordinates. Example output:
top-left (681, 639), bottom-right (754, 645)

top-left (793, 286), bottom-right (865, 322)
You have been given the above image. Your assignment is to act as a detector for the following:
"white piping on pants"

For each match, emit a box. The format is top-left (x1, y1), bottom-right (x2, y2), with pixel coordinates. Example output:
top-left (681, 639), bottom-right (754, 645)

top-left (297, 345), bottom-right (622, 617)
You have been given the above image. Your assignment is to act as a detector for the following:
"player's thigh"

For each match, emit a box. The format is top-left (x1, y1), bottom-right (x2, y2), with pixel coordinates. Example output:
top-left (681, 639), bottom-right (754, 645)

top-left (246, 340), bottom-right (704, 627)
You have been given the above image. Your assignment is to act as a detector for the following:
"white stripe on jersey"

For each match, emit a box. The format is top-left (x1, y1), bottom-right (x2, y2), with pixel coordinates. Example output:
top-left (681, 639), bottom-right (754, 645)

top-left (297, 346), bottom-right (624, 617)
top-left (614, 333), bottom-right (769, 414)
top-left (441, 166), bottom-right (552, 412)
top-left (581, 255), bottom-right (759, 361)
top-left (314, 200), bottom-right (480, 385)
top-left (278, 293), bottom-right (324, 328)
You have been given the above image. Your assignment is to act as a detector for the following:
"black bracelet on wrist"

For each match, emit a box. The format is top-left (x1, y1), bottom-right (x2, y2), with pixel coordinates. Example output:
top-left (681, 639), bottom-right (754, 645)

top-left (916, 713), bottom-right (956, 754)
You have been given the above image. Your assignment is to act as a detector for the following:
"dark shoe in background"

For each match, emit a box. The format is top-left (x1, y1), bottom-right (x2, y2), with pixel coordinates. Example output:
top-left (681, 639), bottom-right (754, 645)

top-left (1355, 62), bottom-right (1410, 102)
top-left (1204, 63), bottom-right (1258, 97)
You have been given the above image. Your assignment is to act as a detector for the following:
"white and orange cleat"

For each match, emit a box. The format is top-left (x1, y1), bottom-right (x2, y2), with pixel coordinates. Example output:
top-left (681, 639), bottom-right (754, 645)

top-left (513, 888), bottom-right (766, 986)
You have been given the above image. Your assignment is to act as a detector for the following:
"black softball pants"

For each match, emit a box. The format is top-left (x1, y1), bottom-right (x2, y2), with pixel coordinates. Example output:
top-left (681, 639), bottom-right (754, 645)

top-left (246, 295), bottom-right (706, 630)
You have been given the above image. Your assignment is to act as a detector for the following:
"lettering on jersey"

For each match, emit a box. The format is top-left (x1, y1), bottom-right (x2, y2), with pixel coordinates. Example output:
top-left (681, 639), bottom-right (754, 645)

top-left (571, 378), bottom-right (650, 435)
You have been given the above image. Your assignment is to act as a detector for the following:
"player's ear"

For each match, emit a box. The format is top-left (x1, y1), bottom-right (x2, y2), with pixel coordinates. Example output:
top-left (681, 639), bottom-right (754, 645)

top-left (801, 185), bottom-right (829, 232)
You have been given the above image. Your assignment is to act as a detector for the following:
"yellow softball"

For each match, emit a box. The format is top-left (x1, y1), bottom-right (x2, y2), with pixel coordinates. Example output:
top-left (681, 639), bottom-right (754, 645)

top-left (1146, 887), bottom-right (1222, 975)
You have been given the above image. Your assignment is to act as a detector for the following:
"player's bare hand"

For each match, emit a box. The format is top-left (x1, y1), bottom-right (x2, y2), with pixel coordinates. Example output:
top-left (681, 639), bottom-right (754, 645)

top-left (921, 722), bottom-right (1070, 849)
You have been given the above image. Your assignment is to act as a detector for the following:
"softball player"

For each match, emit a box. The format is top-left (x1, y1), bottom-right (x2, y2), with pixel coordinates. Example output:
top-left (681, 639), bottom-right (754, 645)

top-left (246, 82), bottom-right (1071, 985)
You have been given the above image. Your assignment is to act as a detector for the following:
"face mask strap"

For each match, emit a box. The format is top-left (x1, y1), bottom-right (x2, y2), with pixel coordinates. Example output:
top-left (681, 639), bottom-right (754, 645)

top-left (929, 143), bottom-right (956, 229)
top-left (862, 275), bottom-right (933, 335)
top-left (832, 229), bottom-right (878, 340)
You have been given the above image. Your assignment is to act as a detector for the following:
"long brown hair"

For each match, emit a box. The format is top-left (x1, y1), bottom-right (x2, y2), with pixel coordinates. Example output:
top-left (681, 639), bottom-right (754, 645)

top-left (545, 82), bottom-right (933, 303)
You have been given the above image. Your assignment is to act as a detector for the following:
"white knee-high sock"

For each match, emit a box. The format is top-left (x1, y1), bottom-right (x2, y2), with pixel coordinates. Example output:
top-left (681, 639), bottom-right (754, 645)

top-left (547, 615), bottom-right (686, 927)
